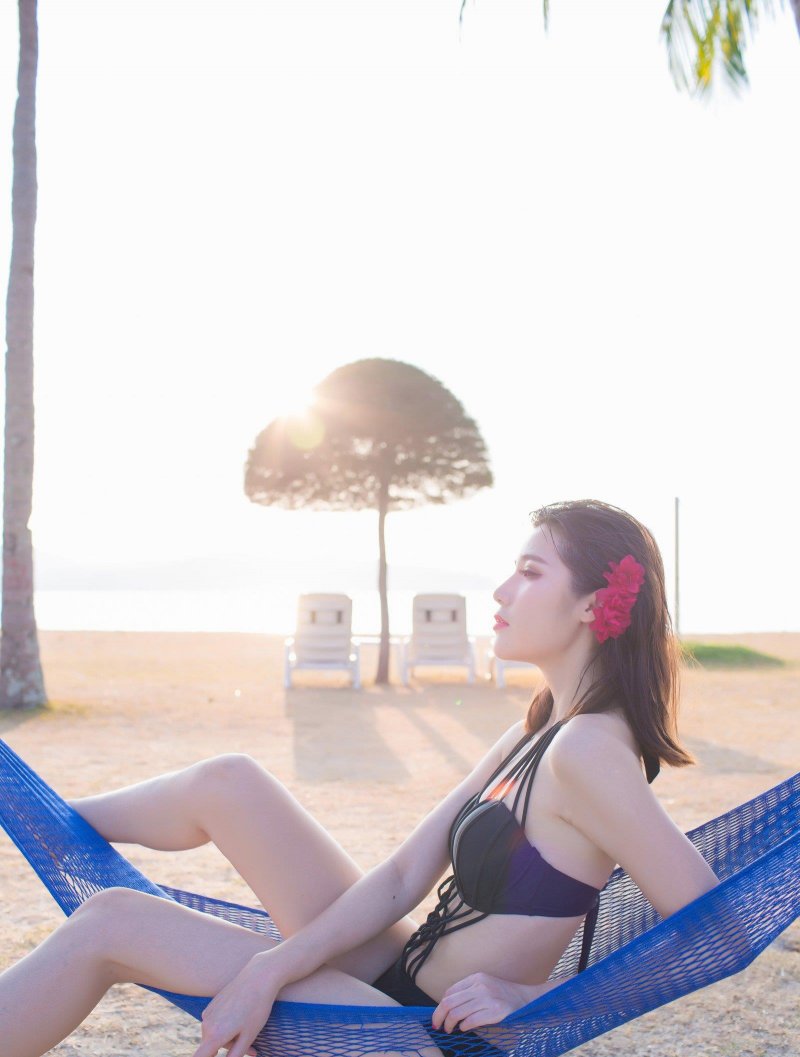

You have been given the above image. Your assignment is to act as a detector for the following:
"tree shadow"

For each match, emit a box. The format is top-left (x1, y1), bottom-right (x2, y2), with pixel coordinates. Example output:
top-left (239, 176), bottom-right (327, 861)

top-left (0, 705), bottom-right (46, 736)
top-left (395, 682), bottom-right (525, 773)
top-left (285, 687), bottom-right (410, 782)
top-left (284, 674), bottom-right (527, 784)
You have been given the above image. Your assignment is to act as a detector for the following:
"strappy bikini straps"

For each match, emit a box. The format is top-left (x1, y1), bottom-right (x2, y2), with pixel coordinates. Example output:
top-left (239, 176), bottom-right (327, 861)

top-left (507, 722), bottom-right (602, 974)
top-left (514, 722), bottom-right (563, 822)
top-left (578, 898), bottom-right (599, 972)
top-left (401, 877), bottom-right (490, 982)
top-left (405, 720), bottom-right (607, 982)
top-left (481, 722), bottom-right (564, 807)
top-left (480, 730), bottom-right (535, 793)
top-left (404, 727), bottom-right (566, 983)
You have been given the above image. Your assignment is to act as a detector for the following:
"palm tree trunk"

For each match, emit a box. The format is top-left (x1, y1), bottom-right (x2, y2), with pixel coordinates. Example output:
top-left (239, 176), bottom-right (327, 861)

top-left (1, 0), bottom-right (47, 710)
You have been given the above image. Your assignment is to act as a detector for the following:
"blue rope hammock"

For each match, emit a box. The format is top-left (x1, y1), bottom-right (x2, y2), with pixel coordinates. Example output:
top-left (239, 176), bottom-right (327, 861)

top-left (0, 735), bottom-right (797, 1057)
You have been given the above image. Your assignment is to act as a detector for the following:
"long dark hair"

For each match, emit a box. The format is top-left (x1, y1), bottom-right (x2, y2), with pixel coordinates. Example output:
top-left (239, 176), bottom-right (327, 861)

top-left (524, 499), bottom-right (693, 771)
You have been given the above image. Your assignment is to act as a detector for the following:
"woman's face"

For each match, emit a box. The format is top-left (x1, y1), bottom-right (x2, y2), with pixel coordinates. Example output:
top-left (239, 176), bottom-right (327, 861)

top-left (492, 525), bottom-right (597, 664)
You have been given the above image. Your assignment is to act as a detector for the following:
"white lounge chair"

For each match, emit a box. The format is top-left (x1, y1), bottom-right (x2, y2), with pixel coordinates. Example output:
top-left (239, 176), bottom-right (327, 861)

top-left (284, 593), bottom-right (361, 689)
top-left (486, 646), bottom-right (538, 688)
top-left (400, 594), bottom-right (477, 686)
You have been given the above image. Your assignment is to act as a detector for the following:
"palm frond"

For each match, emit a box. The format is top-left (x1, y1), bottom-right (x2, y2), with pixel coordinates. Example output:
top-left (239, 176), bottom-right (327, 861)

top-left (791, 0), bottom-right (800, 35)
top-left (458, 0), bottom-right (795, 95)
top-left (661, 0), bottom-right (785, 96)
top-left (460, 0), bottom-right (552, 30)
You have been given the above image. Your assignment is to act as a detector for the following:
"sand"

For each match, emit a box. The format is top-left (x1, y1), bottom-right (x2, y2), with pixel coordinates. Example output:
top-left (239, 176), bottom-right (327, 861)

top-left (0, 629), bottom-right (797, 1057)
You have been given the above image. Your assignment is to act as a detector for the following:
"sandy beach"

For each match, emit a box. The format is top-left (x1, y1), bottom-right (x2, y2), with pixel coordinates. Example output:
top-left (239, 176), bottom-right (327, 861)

top-left (0, 629), bottom-right (797, 1057)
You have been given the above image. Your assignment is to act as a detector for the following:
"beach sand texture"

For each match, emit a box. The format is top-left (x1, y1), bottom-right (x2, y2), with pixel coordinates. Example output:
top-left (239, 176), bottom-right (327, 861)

top-left (0, 629), bottom-right (797, 1057)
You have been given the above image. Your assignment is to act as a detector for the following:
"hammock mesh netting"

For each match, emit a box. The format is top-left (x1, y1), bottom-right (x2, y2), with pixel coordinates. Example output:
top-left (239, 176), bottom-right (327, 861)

top-left (0, 735), bottom-right (797, 1057)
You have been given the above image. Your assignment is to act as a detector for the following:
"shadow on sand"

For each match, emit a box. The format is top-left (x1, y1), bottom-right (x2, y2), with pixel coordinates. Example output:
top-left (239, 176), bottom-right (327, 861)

top-left (0, 705), bottom-right (46, 737)
top-left (284, 679), bottom-right (530, 782)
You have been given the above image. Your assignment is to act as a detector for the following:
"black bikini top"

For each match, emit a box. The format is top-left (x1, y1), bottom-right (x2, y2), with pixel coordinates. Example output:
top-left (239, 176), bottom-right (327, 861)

top-left (401, 720), bottom-right (659, 983)
top-left (448, 722), bottom-right (601, 918)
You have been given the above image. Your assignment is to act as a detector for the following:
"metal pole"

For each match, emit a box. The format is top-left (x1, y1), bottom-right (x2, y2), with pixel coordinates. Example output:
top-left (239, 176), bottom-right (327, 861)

top-left (674, 496), bottom-right (680, 638)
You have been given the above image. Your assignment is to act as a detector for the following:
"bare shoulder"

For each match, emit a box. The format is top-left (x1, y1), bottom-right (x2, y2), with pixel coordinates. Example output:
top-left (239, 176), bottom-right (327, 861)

top-left (544, 714), bottom-right (719, 919)
top-left (549, 711), bottom-right (641, 781)
top-left (478, 718), bottom-right (530, 773)
top-left (496, 718), bottom-right (528, 756)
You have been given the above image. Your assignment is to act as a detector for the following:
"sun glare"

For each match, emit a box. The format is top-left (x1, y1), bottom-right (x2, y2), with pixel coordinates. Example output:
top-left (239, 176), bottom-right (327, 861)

top-left (280, 386), bottom-right (316, 419)
top-left (281, 390), bottom-right (325, 451)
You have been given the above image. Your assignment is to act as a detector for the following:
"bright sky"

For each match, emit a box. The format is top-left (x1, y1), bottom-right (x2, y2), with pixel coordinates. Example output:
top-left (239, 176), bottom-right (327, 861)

top-left (0, 0), bottom-right (798, 632)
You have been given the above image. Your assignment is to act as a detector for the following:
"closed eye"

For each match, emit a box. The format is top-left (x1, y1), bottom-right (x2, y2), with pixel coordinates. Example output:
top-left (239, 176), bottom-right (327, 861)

top-left (512, 561), bottom-right (541, 579)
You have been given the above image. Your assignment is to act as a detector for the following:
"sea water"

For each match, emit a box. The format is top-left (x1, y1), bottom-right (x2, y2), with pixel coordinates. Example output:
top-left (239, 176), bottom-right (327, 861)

top-left (33, 587), bottom-right (500, 637)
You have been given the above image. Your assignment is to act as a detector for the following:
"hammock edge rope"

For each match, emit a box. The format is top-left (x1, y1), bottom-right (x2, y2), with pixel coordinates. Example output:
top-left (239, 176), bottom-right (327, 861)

top-left (0, 736), bottom-right (797, 1057)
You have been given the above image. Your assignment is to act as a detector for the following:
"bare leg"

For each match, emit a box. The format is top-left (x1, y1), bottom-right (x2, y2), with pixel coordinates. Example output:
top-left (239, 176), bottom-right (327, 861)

top-left (67, 754), bottom-right (418, 981)
top-left (0, 888), bottom-right (439, 1057)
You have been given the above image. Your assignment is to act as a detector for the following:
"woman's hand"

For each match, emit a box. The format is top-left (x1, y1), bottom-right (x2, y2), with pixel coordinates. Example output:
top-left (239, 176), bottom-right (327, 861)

top-left (191, 953), bottom-right (282, 1057)
top-left (430, 972), bottom-right (551, 1034)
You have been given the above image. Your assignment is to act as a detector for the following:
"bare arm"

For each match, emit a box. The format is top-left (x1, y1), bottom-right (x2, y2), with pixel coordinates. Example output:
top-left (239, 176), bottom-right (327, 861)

top-left (431, 716), bottom-right (721, 1038)
top-left (190, 721), bottom-right (526, 1057)
top-left (550, 717), bottom-right (719, 917)
top-left (255, 719), bottom-right (526, 986)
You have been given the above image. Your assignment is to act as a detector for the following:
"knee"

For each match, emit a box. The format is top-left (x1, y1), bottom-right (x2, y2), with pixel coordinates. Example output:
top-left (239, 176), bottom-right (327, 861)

top-left (69, 888), bottom-right (156, 982)
top-left (198, 752), bottom-right (271, 793)
top-left (69, 887), bottom-right (150, 957)
top-left (190, 755), bottom-right (286, 830)
top-left (72, 886), bottom-right (149, 925)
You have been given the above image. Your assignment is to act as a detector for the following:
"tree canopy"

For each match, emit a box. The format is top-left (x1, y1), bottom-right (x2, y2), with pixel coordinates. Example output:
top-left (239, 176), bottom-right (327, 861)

top-left (245, 358), bottom-right (493, 684)
top-left (245, 358), bottom-right (493, 513)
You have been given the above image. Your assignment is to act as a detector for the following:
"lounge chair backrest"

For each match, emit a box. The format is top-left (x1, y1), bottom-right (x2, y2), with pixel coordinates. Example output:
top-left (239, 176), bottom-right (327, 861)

top-left (294, 593), bottom-right (353, 663)
top-left (410, 594), bottom-right (468, 659)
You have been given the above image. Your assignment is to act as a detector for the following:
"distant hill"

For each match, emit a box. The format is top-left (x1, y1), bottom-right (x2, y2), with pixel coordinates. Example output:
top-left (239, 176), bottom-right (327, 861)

top-left (32, 551), bottom-right (496, 593)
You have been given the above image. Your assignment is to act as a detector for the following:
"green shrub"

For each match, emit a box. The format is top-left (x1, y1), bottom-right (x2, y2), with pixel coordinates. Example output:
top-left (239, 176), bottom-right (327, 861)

top-left (680, 641), bottom-right (785, 669)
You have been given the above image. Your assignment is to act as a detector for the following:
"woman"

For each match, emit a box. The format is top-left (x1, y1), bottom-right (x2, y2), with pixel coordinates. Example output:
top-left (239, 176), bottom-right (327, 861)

top-left (0, 499), bottom-right (719, 1057)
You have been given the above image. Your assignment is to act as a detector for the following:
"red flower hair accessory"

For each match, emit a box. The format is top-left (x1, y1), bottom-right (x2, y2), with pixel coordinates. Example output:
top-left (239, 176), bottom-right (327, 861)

top-left (589, 554), bottom-right (646, 644)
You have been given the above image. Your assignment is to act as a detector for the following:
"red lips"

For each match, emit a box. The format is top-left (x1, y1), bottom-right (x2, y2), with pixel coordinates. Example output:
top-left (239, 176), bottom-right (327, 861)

top-left (494, 614), bottom-right (509, 626)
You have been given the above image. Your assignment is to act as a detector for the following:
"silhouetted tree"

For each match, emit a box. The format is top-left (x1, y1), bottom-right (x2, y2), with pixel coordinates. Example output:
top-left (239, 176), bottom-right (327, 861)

top-left (1, 0), bottom-right (47, 710)
top-left (245, 358), bottom-right (493, 684)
